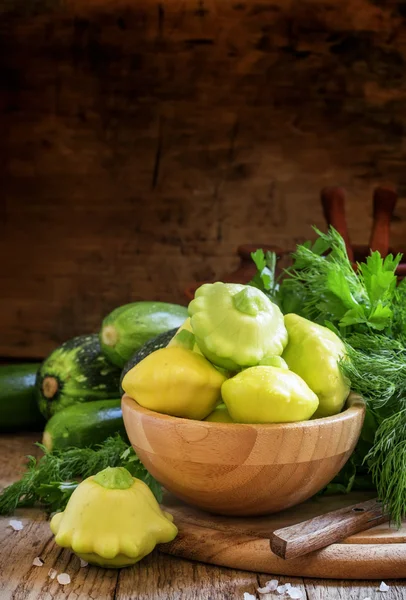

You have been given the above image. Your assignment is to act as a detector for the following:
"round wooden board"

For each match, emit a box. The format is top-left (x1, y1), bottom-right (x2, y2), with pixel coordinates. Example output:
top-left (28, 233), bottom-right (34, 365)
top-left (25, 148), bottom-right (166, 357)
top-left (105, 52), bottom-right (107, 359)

top-left (159, 492), bottom-right (406, 580)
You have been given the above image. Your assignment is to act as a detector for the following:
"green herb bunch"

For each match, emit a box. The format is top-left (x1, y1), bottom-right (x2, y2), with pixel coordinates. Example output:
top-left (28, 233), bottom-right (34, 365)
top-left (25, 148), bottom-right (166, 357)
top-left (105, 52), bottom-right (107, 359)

top-left (251, 227), bottom-right (406, 525)
top-left (0, 435), bottom-right (161, 515)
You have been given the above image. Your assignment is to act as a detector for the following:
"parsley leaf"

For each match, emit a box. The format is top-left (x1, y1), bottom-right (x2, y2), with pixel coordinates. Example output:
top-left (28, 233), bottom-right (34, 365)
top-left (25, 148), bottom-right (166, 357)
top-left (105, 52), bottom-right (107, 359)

top-left (249, 226), bottom-right (406, 524)
top-left (249, 249), bottom-right (277, 298)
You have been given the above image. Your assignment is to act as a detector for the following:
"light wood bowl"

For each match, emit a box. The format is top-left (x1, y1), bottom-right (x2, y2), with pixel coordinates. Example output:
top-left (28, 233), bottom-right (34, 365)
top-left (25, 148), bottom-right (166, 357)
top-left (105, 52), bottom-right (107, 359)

top-left (122, 393), bottom-right (365, 517)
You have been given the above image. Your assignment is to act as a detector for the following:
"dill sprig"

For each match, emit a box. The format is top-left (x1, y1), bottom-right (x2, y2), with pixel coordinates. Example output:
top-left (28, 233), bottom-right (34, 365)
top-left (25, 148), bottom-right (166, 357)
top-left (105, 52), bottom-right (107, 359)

top-left (281, 228), bottom-right (366, 325)
top-left (0, 435), bottom-right (161, 515)
top-left (341, 334), bottom-right (406, 409)
top-left (249, 226), bottom-right (406, 525)
top-left (367, 411), bottom-right (406, 525)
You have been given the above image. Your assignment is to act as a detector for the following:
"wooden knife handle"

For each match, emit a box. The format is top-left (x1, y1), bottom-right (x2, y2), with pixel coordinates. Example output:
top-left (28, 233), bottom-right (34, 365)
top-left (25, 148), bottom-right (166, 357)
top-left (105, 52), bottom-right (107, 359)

top-left (320, 187), bottom-right (354, 262)
top-left (270, 498), bottom-right (387, 560)
top-left (369, 186), bottom-right (397, 256)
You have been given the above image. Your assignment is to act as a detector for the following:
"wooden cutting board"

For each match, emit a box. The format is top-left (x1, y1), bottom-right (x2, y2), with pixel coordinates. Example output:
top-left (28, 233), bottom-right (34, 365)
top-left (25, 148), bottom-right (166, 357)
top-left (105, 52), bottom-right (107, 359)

top-left (159, 492), bottom-right (406, 580)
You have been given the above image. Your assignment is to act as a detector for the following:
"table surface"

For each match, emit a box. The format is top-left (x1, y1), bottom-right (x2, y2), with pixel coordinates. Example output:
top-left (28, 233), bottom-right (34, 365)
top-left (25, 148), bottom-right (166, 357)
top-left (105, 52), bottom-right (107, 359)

top-left (0, 434), bottom-right (405, 600)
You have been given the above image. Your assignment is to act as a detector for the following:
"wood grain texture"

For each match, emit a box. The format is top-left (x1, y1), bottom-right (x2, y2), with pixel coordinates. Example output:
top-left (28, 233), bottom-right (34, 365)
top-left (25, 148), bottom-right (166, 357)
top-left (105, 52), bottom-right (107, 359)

top-left (122, 392), bottom-right (365, 516)
top-left (2, 0), bottom-right (406, 358)
top-left (1, 434), bottom-right (406, 598)
top-left (159, 493), bottom-right (406, 580)
top-left (270, 498), bottom-right (387, 559)
top-left (0, 432), bottom-right (45, 502)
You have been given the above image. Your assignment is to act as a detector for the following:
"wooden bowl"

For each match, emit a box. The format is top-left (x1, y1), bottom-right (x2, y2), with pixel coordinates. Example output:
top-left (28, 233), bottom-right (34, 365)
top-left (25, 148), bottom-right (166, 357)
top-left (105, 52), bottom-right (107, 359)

top-left (122, 393), bottom-right (365, 517)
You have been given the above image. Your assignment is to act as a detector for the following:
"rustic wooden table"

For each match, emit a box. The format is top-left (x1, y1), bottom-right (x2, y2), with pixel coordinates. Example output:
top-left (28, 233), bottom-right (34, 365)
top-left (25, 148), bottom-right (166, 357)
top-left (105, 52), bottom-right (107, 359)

top-left (1, 434), bottom-right (405, 600)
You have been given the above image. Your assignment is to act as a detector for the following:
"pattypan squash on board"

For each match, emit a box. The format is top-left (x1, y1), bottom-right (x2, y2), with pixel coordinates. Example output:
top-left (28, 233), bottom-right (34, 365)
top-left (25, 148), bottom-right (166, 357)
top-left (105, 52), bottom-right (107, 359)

top-left (50, 467), bottom-right (177, 568)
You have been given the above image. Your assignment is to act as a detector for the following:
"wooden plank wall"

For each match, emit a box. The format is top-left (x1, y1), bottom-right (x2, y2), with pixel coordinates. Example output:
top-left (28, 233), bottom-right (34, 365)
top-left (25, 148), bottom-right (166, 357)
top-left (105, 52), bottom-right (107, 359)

top-left (1, 0), bottom-right (406, 358)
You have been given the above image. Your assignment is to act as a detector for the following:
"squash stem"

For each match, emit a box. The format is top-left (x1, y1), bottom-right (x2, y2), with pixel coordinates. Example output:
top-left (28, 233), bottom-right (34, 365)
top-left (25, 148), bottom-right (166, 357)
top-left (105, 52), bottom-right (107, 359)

top-left (232, 287), bottom-right (268, 316)
top-left (42, 376), bottom-right (59, 399)
top-left (93, 467), bottom-right (133, 490)
top-left (101, 325), bottom-right (119, 348)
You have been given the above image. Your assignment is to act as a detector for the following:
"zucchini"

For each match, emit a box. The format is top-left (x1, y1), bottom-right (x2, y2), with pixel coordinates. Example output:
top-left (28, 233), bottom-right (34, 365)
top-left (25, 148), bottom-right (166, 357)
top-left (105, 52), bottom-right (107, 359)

top-left (42, 399), bottom-right (127, 451)
top-left (36, 334), bottom-right (121, 419)
top-left (100, 301), bottom-right (188, 368)
top-left (0, 363), bottom-right (46, 432)
top-left (120, 328), bottom-right (177, 387)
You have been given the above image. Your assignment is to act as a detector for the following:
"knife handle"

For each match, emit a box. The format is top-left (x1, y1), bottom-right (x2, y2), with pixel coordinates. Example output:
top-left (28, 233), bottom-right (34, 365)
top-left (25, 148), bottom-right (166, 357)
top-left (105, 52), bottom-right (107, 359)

top-left (270, 498), bottom-right (387, 560)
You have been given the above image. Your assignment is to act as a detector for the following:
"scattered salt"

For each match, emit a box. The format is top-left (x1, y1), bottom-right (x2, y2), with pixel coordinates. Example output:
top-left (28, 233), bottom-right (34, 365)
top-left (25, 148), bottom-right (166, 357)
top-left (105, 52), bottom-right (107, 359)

top-left (48, 568), bottom-right (57, 580)
top-left (257, 586), bottom-right (270, 594)
top-left (264, 579), bottom-right (279, 591)
top-left (243, 594), bottom-right (256, 600)
top-left (287, 588), bottom-right (303, 599)
top-left (258, 579), bottom-right (279, 594)
top-left (79, 559), bottom-right (88, 568)
top-left (57, 573), bottom-right (71, 585)
top-left (379, 581), bottom-right (389, 592)
top-left (32, 557), bottom-right (44, 567)
top-left (9, 519), bottom-right (23, 531)
top-left (277, 585), bottom-right (287, 594)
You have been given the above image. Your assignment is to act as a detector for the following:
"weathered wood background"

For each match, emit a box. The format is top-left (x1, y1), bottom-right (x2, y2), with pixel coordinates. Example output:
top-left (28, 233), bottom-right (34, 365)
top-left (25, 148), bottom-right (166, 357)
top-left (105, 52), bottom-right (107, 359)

top-left (1, 0), bottom-right (406, 358)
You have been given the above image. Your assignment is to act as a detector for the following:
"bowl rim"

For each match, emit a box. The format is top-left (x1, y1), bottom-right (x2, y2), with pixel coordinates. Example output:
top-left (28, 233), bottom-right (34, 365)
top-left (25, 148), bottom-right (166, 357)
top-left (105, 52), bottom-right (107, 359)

top-left (121, 391), bottom-right (365, 431)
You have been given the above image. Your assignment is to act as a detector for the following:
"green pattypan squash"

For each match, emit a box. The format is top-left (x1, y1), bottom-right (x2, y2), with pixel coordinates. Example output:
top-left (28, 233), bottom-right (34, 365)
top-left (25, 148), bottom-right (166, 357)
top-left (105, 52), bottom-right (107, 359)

top-left (282, 314), bottom-right (350, 418)
top-left (188, 282), bottom-right (288, 370)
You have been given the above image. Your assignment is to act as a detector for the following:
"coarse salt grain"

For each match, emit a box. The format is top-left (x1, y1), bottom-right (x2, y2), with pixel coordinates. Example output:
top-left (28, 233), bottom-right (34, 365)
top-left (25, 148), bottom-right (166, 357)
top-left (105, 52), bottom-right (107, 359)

top-left (277, 584), bottom-right (287, 594)
top-left (379, 581), bottom-right (389, 592)
top-left (80, 559), bottom-right (88, 568)
top-left (265, 580), bottom-right (279, 591)
top-left (9, 519), bottom-right (23, 531)
top-left (258, 579), bottom-right (279, 594)
top-left (57, 573), bottom-right (71, 586)
top-left (48, 568), bottom-right (57, 580)
top-left (32, 557), bottom-right (44, 567)
top-left (363, 597), bottom-right (372, 600)
top-left (257, 579), bottom-right (282, 594)
top-left (243, 594), bottom-right (256, 600)
top-left (287, 588), bottom-right (303, 599)
top-left (257, 586), bottom-right (270, 594)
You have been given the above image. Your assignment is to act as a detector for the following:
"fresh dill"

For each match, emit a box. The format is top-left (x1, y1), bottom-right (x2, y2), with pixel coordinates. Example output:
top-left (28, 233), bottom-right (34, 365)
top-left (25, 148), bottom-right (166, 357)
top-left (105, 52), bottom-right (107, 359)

top-left (250, 227), bottom-right (406, 525)
top-left (0, 435), bottom-right (161, 515)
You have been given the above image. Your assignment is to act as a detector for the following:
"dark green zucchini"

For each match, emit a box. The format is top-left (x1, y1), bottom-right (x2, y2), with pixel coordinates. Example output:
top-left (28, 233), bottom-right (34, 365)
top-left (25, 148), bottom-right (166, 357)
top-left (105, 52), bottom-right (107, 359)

top-left (100, 301), bottom-right (188, 368)
top-left (42, 399), bottom-right (127, 451)
top-left (36, 335), bottom-right (121, 419)
top-left (0, 363), bottom-right (46, 432)
top-left (120, 328), bottom-right (177, 388)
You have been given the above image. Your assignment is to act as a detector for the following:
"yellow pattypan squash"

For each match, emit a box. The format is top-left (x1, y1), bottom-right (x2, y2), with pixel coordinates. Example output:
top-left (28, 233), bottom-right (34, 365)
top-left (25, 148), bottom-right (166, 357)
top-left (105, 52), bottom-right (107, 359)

top-left (204, 402), bottom-right (234, 423)
top-left (222, 365), bottom-right (319, 424)
top-left (122, 346), bottom-right (226, 420)
top-left (50, 467), bottom-right (177, 568)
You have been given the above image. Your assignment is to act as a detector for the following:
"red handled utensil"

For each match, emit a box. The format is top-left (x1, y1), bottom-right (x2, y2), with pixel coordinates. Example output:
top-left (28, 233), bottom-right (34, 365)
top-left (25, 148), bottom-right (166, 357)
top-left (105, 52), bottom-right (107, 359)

top-left (320, 186), bottom-right (354, 262)
top-left (369, 186), bottom-right (398, 256)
